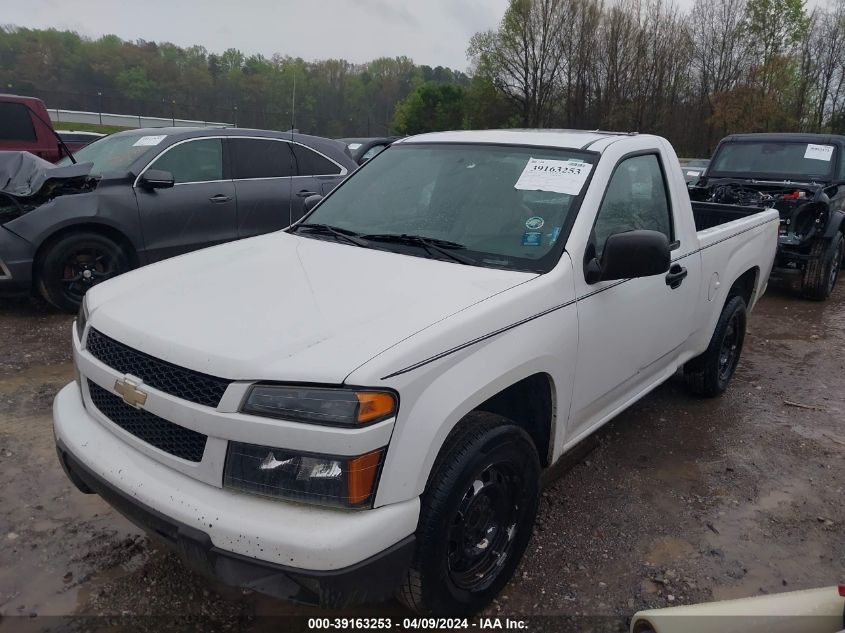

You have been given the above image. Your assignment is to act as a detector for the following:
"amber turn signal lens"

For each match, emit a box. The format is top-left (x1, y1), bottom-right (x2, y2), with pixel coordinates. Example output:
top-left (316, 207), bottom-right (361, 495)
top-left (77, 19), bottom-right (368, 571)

top-left (355, 392), bottom-right (396, 424)
top-left (347, 449), bottom-right (384, 505)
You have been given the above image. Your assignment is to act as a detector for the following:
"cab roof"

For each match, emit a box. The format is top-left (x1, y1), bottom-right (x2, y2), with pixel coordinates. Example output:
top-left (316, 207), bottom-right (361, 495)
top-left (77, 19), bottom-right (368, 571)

top-left (396, 129), bottom-right (638, 151)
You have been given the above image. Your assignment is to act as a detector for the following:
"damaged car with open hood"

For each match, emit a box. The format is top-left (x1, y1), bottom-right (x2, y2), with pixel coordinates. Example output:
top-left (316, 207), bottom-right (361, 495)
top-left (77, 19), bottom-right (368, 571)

top-left (690, 133), bottom-right (845, 300)
top-left (0, 126), bottom-right (355, 311)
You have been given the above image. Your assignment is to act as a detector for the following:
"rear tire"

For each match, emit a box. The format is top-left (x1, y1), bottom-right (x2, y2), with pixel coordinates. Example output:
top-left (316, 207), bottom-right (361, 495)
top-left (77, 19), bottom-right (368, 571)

top-left (801, 232), bottom-right (844, 301)
top-left (684, 295), bottom-right (747, 397)
top-left (399, 412), bottom-right (541, 616)
top-left (36, 231), bottom-right (130, 312)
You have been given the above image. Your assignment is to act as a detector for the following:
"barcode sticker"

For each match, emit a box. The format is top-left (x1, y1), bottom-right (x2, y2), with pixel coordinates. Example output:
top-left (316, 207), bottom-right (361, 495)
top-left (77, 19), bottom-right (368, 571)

top-left (133, 135), bottom-right (167, 147)
top-left (804, 144), bottom-right (833, 161)
top-left (515, 158), bottom-right (592, 195)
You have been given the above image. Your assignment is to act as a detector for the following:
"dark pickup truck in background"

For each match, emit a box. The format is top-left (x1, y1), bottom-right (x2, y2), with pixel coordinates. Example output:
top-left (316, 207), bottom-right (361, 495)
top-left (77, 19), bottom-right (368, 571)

top-left (690, 133), bottom-right (845, 300)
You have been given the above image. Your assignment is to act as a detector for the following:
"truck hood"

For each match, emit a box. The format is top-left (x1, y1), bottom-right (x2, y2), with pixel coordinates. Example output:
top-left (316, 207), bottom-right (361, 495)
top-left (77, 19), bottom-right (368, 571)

top-left (88, 232), bottom-right (535, 384)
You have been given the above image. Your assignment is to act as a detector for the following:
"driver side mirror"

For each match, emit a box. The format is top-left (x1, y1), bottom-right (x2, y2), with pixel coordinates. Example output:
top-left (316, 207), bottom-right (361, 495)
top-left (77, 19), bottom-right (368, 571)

top-left (303, 194), bottom-right (323, 212)
top-left (138, 169), bottom-right (175, 190)
top-left (584, 229), bottom-right (670, 284)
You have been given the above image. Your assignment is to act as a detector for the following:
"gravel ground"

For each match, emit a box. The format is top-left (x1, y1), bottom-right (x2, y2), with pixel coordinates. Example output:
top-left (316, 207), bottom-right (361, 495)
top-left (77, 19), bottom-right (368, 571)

top-left (0, 283), bottom-right (843, 632)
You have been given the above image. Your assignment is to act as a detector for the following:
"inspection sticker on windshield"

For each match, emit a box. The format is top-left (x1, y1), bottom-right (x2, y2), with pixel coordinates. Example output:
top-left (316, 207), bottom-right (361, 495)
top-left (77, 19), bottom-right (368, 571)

top-left (132, 135), bottom-right (167, 147)
top-left (804, 144), bottom-right (833, 161)
top-left (515, 158), bottom-right (592, 195)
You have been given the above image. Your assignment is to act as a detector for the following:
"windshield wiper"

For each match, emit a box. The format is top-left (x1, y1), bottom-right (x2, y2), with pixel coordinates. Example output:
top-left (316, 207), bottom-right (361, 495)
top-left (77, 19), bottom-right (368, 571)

top-left (361, 233), bottom-right (477, 265)
top-left (291, 223), bottom-right (368, 247)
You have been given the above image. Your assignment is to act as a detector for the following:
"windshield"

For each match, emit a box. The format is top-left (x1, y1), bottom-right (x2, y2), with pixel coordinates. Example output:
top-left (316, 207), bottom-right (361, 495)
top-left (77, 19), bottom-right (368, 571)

top-left (299, 143), bottom-right (595, 272)
top-left (709, 141), bottom-right (837, 181)
top-left (57, 131), bottom-right (166, 175)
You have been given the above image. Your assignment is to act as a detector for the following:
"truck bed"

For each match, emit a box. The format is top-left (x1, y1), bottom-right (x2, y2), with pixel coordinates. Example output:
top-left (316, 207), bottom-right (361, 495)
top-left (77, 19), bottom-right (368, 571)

top-left (691, 201), bottom-right (766, 232)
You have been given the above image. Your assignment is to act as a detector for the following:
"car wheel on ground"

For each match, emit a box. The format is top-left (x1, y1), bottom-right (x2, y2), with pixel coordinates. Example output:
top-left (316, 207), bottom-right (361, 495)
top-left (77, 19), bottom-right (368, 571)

top-left (399, 411), bottom-right (541, 616)
top-left (801, 232), bottom-right (844, 301)
top-left (36, 231), bottom-right (130, 312)
top-left (684, 295), bottom-right (747, 397)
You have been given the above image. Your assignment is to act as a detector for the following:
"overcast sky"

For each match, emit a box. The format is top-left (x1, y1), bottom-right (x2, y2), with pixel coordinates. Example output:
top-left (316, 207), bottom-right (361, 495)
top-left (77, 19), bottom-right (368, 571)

top-left (6, 0), bottom-right (513, 71)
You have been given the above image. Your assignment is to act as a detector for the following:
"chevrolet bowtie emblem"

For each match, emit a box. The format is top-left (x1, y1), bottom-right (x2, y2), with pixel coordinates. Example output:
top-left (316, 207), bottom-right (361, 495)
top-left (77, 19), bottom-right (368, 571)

top-left (114, 377), bottom-right (147, 408)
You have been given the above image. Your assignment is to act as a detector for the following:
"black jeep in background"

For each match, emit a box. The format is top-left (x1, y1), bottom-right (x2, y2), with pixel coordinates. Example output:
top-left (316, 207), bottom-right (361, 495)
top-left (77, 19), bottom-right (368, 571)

top-left (690, 133), bottom-right (845, 300)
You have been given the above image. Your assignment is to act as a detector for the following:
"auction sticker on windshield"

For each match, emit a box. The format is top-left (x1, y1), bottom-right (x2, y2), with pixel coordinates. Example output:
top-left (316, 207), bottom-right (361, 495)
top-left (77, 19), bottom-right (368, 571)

top-left (515, 157), bottom-right (592, 195)
top-left (132, 135), bottom-right (167, 147)
top-left (804, 144), bottom-right (834, 161)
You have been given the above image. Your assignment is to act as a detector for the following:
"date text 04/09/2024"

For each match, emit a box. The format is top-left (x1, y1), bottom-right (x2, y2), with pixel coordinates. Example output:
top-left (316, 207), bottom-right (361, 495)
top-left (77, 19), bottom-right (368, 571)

top-left (306, 617), bottom-right (529, 629)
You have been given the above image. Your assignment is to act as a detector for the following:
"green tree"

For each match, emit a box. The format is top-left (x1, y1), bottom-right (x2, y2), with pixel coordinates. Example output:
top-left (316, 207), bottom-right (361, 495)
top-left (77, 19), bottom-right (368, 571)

top-left (742, 0), bottom-right (810, 93)
top-left (393, 82), bottom-right (467, 134)
top-left (115, 66), bottom-right (155, 101)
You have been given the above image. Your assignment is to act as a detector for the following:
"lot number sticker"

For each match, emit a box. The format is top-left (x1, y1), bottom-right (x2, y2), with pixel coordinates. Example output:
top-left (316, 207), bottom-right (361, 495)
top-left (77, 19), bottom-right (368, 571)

top-left (133, 135), bottom-right (168, 147)
top-left (804, 144), bottom-right (834, 161)
top-left (515, 158), bottom-right (592, 195)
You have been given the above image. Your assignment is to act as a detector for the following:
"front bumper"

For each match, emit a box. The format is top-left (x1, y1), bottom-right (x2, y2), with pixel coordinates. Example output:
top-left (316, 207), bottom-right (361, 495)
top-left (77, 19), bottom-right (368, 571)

top-left (52, 383), bottom-right (419, 607)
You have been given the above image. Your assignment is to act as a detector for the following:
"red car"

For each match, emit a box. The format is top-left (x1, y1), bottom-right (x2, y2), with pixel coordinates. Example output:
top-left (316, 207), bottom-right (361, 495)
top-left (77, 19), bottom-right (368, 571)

top-left (0, 94), bottom-right (68, 162)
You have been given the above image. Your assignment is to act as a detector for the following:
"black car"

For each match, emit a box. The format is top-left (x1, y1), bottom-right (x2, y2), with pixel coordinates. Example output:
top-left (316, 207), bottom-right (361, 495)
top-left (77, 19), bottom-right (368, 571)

top-left (0, 127), bottom-right (356, 310)
top-left (690, 133), bottom-right (845, 299)
top-left (340, 137), bottom-right (399, 165)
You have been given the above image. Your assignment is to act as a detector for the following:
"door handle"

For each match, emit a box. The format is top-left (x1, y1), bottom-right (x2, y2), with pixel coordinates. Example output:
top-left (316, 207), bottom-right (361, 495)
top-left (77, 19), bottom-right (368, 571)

top-left (665, 264), bottom-right (688, 289)
top-left (296, 190), bottom-right (318, 198)
top-left (209, 194), bottom-right (231, 203)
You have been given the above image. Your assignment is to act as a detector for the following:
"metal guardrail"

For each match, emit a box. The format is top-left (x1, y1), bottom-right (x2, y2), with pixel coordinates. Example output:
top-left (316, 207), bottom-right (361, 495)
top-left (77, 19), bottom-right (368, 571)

top-left (47, 108), bottom-right (232, 129)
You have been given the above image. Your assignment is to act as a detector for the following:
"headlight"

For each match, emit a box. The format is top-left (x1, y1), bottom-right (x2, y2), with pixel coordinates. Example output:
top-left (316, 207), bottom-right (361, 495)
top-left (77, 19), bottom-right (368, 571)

top-left (241, 385), bottom-right (397, 426)
top-left (75, 296), bottom-right (89, 343)
top-left (223, 442), bottom-right (384, 508)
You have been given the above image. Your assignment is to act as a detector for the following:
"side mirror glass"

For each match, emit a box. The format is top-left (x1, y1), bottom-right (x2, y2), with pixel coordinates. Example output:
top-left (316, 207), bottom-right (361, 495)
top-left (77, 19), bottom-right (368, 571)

top-left (303, 194), bottom-right (323, 212)
top-left (138, 169), bottom-right (175, 190)
top-left (585, 229), bottom-right (670, 284)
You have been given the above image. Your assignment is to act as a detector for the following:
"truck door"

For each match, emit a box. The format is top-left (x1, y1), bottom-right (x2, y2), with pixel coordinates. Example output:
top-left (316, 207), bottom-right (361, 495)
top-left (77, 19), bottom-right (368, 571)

top-left (569, 152), bottom-right (700, 440)
top-left (135, 137), bottom-right (237, 262)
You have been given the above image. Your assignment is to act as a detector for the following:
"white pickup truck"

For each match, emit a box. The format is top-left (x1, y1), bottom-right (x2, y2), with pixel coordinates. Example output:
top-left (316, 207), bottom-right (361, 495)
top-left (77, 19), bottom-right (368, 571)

top-left (53, 130), bottom-right (778, 615)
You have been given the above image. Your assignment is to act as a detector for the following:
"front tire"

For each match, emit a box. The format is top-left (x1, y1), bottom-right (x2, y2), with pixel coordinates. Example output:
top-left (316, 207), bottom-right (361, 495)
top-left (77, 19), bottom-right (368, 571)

top-left (399, 412), bottom-right (541, 616)
top-left (684, 295), bottom-right (747, 397)
top-left (801, 232), bottom-right (844, 300)
top-left (36, 231), bottom-right (130, 312)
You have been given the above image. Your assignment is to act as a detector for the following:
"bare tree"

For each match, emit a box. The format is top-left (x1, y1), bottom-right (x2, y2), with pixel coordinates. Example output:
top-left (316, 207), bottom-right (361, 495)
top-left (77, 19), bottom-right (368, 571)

top-left (468, 0), bottom-right (568, 126)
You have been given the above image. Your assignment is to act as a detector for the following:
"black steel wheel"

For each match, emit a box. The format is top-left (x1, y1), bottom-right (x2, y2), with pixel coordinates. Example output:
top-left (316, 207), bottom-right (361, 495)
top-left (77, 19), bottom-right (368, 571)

top-left (717, 308), bottom-right (742, 384)
top-left (446, 462), bottom-right (526, 592)
top-left (684, 294), bottom-right (747, 397)
top-left (399, 412), bottom-right (541, 615)
top-left (37, 231), bottom-right (130, 312)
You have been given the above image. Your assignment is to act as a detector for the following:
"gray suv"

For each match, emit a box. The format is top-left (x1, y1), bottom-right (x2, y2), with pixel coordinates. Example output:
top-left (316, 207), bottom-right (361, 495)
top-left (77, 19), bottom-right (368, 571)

top-left (0, 127), bottom-right (356, 310)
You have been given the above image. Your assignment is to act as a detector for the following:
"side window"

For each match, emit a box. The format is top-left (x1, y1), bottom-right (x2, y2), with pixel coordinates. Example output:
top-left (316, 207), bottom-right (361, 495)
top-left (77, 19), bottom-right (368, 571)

top-left (0, 103), bottom-right (37, 142)
top-left (593, 154), bottom-right (672, 258)
top-left (149, 138), bottom-right (223, 184)
top-left (230, 138), bottom-right (295, 179)
top-left (838, 149), bottom-right (845, 182)
top-left (292, 144), bottom-right (342, 176)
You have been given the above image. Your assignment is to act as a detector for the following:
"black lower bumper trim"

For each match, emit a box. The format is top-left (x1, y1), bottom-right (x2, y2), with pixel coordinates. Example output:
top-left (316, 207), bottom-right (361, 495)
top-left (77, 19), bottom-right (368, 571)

top-left (55, 441), bottom-right (415, 608)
